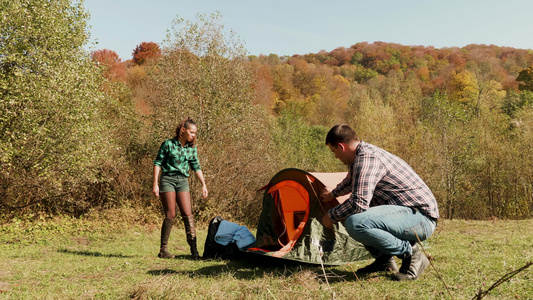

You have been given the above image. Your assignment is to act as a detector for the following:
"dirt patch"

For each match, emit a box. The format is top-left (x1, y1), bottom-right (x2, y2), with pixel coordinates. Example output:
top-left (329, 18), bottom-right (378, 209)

top-left (71, 236), bottom-right (90, 246)
top-left (0, 282), bottom-right (11, 292)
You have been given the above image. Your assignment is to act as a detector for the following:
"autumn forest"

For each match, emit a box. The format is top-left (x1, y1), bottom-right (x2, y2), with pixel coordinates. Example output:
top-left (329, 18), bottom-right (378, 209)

top-left (2, 4), bottom-right (533, 222)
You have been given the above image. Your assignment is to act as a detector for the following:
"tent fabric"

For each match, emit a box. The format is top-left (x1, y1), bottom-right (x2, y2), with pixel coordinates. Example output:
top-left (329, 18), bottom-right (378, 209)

top-left (247, 168), bottom-right (371, 266)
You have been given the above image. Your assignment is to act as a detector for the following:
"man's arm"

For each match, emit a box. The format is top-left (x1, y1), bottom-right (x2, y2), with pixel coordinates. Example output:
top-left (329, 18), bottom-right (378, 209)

top-left (328, 155), bottom-right (385, 221)
top-left (331, 171), bottom-right (352, 198)
top-left (322, 213), bottom-right (334, 229)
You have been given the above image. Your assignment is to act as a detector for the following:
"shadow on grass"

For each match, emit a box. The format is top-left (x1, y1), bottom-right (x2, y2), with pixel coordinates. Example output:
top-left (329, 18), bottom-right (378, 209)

top-left (148, 259), bottom-right (306, 280)
top-left (173, 254), bottom-right (194, 260)
top-left (147, 252), bottom-right (375, 281)
top-left (325, 268), bottom-right (396, 283)
top-left (148, 268), bottom-right (180, 275)
top-left (58, 248), bottom-right (134, 258)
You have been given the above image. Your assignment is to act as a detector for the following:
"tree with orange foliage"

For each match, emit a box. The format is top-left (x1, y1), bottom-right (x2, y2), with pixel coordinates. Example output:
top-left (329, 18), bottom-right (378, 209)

top-left (329, 47), bottom-right (354, 66)
top-left (91, 49), bottom-right (127, 82)
top-left (92, 48), bottom-right (121, 65)
top-left (132, 42), bottom-right (161, 65)
top-left (251, 62), bottom-right (275, 109)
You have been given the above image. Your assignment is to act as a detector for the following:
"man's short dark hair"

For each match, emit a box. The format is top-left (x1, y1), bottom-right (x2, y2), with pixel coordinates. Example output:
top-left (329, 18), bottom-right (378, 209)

top-left (325, 124), bottom-right (360, 146)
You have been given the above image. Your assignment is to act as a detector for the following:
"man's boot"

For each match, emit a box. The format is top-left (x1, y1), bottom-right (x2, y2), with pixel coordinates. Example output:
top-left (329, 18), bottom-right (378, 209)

top-left (182, 215), bottom-right (200, 259)
top-left (357, 254), bottom-right (399, 274)
top-left (393, 243), bottom-right (430, 281)
top-left (158, 218), bottom-right (175, 259)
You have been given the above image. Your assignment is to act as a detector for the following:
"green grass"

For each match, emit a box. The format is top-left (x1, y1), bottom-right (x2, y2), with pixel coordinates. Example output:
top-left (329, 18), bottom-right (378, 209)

top-left (0, 211), bottom-right (531, 299)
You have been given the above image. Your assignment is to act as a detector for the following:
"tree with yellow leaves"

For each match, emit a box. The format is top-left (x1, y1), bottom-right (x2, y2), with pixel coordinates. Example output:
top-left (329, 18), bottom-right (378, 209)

top-left (448, 69), bottom-right (479, 104)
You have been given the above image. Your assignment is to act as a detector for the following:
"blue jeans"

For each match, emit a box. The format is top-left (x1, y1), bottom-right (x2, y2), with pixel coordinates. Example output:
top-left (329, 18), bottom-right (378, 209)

top-left (343, 205), bottom-right (437, 257)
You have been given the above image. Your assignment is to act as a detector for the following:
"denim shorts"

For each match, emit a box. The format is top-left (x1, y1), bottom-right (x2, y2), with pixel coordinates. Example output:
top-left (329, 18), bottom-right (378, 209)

top-left (159, 173), bottom-right (189, 193)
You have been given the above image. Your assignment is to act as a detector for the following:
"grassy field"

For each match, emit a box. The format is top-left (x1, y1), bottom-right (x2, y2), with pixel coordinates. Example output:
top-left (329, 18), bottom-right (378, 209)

top-left (0, 210), bottom-right (531, 299)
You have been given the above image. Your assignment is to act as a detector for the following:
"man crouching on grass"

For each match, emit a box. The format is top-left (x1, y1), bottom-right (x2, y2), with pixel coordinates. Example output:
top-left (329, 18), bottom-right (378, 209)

top-left (320, 124), bottom-right (439, 280)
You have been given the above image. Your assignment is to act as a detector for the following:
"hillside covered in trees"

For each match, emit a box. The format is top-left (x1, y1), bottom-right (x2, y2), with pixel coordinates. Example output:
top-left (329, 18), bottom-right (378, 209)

top-left (2, 2), bottom-right (533, 221)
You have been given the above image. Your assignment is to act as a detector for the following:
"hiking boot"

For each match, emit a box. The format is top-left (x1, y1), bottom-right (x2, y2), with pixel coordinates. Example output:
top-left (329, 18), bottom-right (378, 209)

top-left (182, 215), bottom-right (200, 260)
top-left (187, 237), bottom-right (200, 260)
top-left (158, 218), bottom-right (175, 259)
top-left (357, 254), bottom-right (399, 274)
top-left (393, 244), bottom-right (430, 281)
top-left (158, 247), bottom-right (175, 259)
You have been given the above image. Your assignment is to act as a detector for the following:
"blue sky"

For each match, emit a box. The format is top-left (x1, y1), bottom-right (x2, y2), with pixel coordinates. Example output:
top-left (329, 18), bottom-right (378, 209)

top-left (84, 0), bottom-right (533, 61)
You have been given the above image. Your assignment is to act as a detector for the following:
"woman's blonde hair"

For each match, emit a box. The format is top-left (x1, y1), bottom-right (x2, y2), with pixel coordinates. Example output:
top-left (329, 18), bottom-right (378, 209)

top-left (175, 117), bottom-right (197, 146)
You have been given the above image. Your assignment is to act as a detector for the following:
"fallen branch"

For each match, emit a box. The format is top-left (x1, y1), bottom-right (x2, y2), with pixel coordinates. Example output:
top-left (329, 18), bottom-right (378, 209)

top-left (471, 261), bottom-right (532, 300)
top-left (316, 243), bottom-right (336, 300)
top-left (415, 231), bottom-right (455, 300)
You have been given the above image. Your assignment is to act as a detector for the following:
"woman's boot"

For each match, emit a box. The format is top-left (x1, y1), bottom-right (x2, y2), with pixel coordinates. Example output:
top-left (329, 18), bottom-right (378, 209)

top-left (158, 218), bottom-right (175, 259)
top-left (182, 215), bottom-right (200, 259)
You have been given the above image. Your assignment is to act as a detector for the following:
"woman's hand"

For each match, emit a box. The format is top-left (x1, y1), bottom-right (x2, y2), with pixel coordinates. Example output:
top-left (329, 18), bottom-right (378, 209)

top-left (153, 184), bottom-right (160, 198)
top-left (153, 165), bottom-right (161, 198)
top-left (202, 185), bottom-right (208, 198)
top-left (195, 170), bottom-right (208, 198)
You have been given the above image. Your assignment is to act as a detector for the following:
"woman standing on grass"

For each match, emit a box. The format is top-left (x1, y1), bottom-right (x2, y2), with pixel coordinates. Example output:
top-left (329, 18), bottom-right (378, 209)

top-left (153, 117), bottom-right (208, 259)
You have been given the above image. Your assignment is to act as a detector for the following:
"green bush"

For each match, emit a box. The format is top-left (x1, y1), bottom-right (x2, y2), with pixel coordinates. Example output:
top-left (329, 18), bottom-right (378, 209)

top-left (272, 109), bottom-right (342, 172)
top-left (0, 0), bottom-right (118, 216)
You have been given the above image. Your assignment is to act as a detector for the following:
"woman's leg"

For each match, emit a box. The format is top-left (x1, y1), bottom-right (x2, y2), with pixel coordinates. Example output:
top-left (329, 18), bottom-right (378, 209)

top-left (176, 191), bottom-right (192, 217)
top-left (176, 191), bottom-right (199, 259)
top-left (158, 192), bottom-right (177, 258)
top-left (161, 192), bottom-right (177, 219)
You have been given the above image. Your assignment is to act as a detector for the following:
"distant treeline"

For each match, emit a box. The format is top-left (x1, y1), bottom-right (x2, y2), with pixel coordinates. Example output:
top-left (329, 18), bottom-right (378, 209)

top-left (246, 42), bottom-right (533, 219)
top-left (1, 1), bottom-right (532, 221)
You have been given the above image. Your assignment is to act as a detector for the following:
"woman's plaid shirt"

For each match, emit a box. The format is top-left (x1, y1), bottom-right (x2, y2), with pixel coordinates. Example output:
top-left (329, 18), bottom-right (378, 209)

top-left (153, 138), bottom-right (201, 177)
top-left (329, 141), bottom-right (439, 222)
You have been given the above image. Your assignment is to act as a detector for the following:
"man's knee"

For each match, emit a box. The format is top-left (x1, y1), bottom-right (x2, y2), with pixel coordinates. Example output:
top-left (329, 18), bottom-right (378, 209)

top-left (344, 214), bottom-right (372, 237)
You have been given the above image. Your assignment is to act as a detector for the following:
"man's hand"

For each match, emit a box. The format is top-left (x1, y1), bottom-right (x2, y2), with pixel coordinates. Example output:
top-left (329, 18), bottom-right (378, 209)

top-left (320, 187), bottom-right (334, 203)
top-left (322, 213), bottom-right (334, 229)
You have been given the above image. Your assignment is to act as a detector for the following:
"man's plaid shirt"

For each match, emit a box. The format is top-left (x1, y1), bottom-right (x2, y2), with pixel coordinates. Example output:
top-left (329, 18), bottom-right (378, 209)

top-left (329, 141), bottom-right (439, 222)
top-left (153, 138), bottom-right (201, 177)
